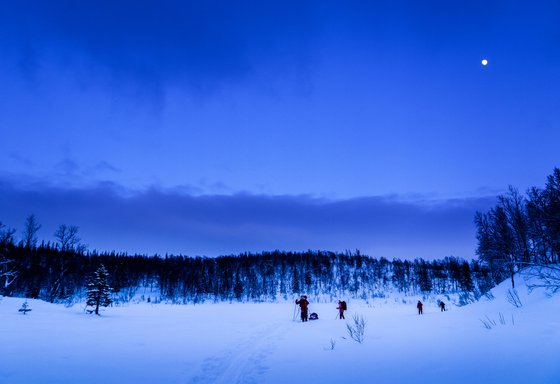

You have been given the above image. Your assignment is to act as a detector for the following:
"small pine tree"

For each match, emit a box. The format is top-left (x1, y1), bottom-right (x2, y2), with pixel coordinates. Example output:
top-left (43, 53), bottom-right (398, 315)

top-left (18, 300), bottom-right (32, 314)
top-left (86, 265), bottom-right (112, 315)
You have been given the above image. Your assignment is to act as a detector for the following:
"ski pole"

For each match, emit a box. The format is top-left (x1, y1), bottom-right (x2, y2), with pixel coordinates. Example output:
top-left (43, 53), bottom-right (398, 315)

top-left (293, 303), bottom-right (301, 321)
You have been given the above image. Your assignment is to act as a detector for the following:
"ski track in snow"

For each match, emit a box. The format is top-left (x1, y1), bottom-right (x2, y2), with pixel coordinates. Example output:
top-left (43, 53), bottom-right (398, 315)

top-left (190, 320), bottom-right (287, 384)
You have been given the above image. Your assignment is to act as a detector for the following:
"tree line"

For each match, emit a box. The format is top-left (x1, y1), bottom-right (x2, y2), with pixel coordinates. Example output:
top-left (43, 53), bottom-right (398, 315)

top-left (0, 220), bottom-right (492, 304)
top-left (475, 168), bottom-right (560, 288)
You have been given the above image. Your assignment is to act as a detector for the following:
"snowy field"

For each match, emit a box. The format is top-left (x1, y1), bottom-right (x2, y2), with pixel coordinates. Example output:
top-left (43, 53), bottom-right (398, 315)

top-left (1, 277), bottom-right (559, 384)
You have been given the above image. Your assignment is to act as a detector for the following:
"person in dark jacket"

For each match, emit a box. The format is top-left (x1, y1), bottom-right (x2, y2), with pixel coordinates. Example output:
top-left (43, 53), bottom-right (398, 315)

top-left (417, 300), bottom-right (423, 315)
top-left (295, 295), bottom-right (309, 322)
top-left (439, 300), bottom-right (446, 312)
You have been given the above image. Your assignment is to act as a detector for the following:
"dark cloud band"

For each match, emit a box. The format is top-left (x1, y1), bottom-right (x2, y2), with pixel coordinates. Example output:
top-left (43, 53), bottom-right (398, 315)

top-left (0, 179), bottom-right (495, 259)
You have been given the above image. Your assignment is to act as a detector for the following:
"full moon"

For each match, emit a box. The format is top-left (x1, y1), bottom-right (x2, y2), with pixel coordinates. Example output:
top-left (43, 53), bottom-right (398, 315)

top-left (481, 59), bottom-right (488, 66)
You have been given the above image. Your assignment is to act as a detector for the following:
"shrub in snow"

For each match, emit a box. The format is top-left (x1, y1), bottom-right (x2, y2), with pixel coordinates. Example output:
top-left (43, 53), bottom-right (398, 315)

top-left (480, 312), bottom-right (513, 330)
top-left (479, 315), bottom-right (496, 330)
top-left (324, 338), bottom-right (336, 351)
top-left (86, 265), bottom-right (112, 315)
top-left (484, 291), bottom-right (495, 301)
top-left (506, 289), bottom-right (522, 308)
top-left (346, 314), bottom-right (367, 343)
top-left (498, 312), bottom-right (506, 325)
top-left (18, 300), bottom-right (31, 314)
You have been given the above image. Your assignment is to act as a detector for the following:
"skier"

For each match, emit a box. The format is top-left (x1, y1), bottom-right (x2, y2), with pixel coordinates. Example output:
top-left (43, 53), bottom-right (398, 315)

top-left (417, 300), bottom-right (423, 315)
top-left (439, 300), bottom-right (446, 312)
top-left (337, 300), bottom-right (346, 319)
top-left (295, 295), bottom-right (309, 322)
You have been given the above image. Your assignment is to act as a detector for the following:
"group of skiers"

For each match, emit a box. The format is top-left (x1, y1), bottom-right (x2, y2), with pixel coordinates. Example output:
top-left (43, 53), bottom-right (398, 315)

top-left (294, 295), bottom-right (348, 322)
top-left (295, 295), bottom-right (348, 322)
top-left (295, 295), bottom-right (446, 322)
top-left (416, 299), bottom-right (445, 315)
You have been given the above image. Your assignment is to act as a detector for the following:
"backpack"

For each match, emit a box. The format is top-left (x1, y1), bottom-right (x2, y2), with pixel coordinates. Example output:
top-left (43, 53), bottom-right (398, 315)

top-left (341, 301), bottom-right (347, 311)
top-left (309, 312), bottom-right (319, 320)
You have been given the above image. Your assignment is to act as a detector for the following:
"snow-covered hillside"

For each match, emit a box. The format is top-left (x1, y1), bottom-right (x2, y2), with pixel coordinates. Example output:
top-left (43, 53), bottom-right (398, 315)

top-left (1, 274), bottom-right (559, 384)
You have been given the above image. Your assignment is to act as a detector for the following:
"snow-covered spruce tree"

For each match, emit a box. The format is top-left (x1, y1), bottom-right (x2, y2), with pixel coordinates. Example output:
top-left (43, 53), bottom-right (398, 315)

top-left (86, 265), bottom-right (112, 315)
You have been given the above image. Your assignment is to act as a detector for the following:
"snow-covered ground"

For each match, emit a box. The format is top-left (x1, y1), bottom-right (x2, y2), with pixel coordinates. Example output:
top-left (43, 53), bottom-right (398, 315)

top-left (1, 276), bottom-right (559, 384)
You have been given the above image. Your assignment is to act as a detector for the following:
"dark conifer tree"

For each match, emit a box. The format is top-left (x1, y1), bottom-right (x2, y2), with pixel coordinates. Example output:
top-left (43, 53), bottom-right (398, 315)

top-left (291, 267), bottom-right (300, 294)
top-left (86, 265), bottom-right (112, 315)
top-left (233, 272), bottom-right (244, 301)
top-left (416, 260), bottom-right (433, 292)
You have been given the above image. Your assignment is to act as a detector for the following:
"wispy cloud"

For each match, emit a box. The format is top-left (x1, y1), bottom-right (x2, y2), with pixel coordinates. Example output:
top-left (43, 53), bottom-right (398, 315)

top-left (0, 1), bottom-right (318, 93)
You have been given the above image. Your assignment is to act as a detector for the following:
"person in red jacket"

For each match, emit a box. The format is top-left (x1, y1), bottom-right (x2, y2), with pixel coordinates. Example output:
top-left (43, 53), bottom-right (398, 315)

top-left (417, 300), bottom-right (423, 315)
top-left (337, 300), bottom-right (346, 319)
top-left (295, 295), bottom-right (309, 322)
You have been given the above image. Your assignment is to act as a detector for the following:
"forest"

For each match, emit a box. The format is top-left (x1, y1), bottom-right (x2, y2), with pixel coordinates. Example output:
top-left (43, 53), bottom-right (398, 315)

top-left (0, 238), bottom-right (490, 305)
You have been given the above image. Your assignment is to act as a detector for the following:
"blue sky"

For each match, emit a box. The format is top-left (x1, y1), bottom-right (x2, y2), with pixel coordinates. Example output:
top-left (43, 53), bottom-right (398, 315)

top-left (0, 1), bottom-right (559, 258)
